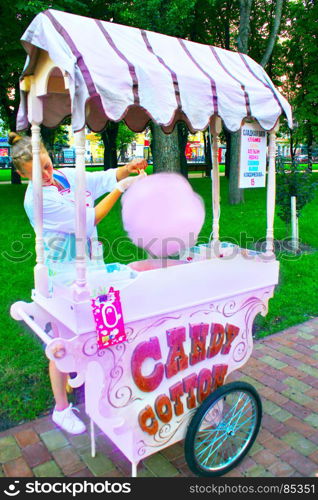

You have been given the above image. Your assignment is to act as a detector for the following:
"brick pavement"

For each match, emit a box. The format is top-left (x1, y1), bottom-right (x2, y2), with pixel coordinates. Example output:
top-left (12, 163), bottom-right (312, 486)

top-left (0, 319), bottom-right (317, 478)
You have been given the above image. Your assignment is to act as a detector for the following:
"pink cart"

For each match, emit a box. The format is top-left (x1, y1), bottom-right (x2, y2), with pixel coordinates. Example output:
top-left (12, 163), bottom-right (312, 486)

top-left (11, 10), bottom-right (292, 477)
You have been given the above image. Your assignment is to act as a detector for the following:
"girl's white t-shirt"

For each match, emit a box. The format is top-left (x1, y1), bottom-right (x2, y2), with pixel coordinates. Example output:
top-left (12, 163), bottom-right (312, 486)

top-left (24, 167), bottom-right (117, 272)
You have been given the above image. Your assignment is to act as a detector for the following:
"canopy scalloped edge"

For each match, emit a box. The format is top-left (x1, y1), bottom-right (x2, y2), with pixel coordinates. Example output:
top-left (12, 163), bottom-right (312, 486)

top-left (17, 9), bottom-right (293, 134)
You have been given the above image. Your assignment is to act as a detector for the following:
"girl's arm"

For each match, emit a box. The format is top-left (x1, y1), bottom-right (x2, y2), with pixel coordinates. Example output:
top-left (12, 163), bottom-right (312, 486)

top-left (94, 189), bottom-right (122, 225)
top-left (94, 171), bottom-right (147, 225)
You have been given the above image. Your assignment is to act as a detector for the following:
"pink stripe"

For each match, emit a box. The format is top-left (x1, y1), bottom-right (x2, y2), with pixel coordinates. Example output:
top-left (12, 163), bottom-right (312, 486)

top-left (178, 39), bottom-right (218, 114)
top-left (141, 30), bottom-right (182, 109)
top-left (44, 11), bottom-right (97, 97)
top-left (96, 20), bottom-right (140, 105)
top-left (210, 47), bottom-right (251, 116)
top-left (239, 54), bottom-right (283, 113)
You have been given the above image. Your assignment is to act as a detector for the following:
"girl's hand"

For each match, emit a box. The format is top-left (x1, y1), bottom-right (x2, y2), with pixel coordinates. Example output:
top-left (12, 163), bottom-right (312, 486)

top-left (126, 158), bottom-right (147, 174)
top-left (116, 170), bottom-right (147, 192)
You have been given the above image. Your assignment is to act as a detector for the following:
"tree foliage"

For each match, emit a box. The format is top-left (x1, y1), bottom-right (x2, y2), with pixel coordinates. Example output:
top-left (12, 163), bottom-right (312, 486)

top-left (0, 1), bottom-right (88, 131)
top-left (278, 0), bottom-right (318, 167)
top-left (1, 0), bottom-right (316, 187)
top-left (54, 125), bottom-right (70, 150)
top-left (116, 123), bottom-right (137, 159)
top-left (276, 157), bottom-right (318, 226)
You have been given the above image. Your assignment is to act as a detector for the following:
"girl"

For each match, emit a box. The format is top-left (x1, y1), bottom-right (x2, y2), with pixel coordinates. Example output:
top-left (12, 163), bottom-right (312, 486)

top-left (9, 131), bottom-right (146, 434)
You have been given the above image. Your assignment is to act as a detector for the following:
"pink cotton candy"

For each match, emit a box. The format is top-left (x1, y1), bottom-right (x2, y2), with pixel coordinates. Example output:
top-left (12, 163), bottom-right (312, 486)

top-left (121, 173), bottom-right (205, 257)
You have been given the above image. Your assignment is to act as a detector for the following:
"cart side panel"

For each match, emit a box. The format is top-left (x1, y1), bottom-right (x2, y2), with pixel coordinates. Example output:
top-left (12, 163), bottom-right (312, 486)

top-left (46, 285), bottom-right (274, 463)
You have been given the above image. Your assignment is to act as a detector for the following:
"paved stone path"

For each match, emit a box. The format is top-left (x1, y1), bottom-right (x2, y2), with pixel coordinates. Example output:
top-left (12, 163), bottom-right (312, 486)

top-left (0, 319), bottom-right (317, 478)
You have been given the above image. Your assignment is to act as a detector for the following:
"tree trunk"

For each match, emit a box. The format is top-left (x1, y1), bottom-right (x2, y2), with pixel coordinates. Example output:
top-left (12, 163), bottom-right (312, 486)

top-left (150, 123), bottom-right (181, 173)
top-left (118, 147), bottom-right (126, 163)
top-left (307, 125), bottom-right (313, 172)
top-left (40, 126), bottom-right (55, 162)
top-left (229, 131), bottom-right (244, 204)
top-left (228, 0), bottom-right (253, 204)
top-left (0, 82), bottom-right (20, 134)
top-left (204, 130), bottom-right (212, 178)
top-left (229, 0), bottom-right (284, 204)
top-left (237, 0), bottom-right (253, 53)
top-left (177, 122), bottom-right (188, 179)
top-left (101, 130), bottom-right (110, 170)
top-left (260, 0), bottom-right (284, 68)
top-left (224, 128), bottom-right (231, 178)
top-left (224, 0), bottom-right (231, 50)
top-left (290, 129), bottom-right (296, 161)
top-left (101, 122), bottom-right (119, 170)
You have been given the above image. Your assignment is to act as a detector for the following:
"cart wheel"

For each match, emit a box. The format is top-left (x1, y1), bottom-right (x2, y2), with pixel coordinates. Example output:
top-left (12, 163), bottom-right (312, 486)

top-left (184, 381), bottom-right (262, 477)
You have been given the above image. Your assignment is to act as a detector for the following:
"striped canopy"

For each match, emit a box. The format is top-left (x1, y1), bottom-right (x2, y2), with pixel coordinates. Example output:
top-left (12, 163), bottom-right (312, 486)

top-left (17, 9), bottom-right (292, 133)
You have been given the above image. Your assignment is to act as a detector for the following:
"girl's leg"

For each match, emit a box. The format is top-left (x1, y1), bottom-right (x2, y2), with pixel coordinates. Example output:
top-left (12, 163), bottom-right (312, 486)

top-left (49, 360), bottom-right (69, 410)
top-left (49, 360), bottom-right (86, 434)
top-left (49, 325), bottom-right (86, 434)
top-left (49, 324), bottom-right (69, 410)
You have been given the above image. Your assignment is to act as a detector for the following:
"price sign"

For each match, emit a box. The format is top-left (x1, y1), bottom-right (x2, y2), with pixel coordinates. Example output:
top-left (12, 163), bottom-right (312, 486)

top-left (239, 122), bottom-right (267, 188)
top-left (91, 287), bottom-right (127, 350)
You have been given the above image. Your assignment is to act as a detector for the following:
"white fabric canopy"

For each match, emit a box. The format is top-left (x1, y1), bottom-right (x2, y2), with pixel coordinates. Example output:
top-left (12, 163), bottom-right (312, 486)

top-left (17, 9), bottom-right (292, 133)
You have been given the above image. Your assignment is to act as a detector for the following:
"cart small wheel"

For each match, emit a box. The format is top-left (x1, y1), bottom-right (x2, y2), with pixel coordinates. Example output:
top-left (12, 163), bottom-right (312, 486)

top-left (184, 381), bottom-right (262, 477)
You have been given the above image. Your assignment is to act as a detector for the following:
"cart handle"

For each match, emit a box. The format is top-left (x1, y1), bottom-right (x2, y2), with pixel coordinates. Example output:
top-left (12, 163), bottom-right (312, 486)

top-left (12, 306), bottom-right (53, 345)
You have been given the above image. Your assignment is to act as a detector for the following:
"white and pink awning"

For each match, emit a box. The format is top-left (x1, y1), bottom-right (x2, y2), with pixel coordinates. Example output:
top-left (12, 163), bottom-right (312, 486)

top-left (17, 9), bottom-right (292, 133)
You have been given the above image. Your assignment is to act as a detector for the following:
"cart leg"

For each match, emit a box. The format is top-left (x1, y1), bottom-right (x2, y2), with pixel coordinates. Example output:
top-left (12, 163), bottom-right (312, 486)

top-left (90, 418), bottom-right (96, 458)
top-left (131, 462), bottom-right (138, 478)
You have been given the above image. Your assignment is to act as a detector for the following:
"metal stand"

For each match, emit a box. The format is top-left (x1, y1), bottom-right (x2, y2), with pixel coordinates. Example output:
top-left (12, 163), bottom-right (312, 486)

top-left (31, 122), bottom-right (49, 297)
top-left (266, 124), bottom-right (279, 256)
top-left (209, 116), bottom-right (222, 254)
top-left (90, 418), bottom-right (96, 458)
top-left (131, 462), bottom-right (138, 477)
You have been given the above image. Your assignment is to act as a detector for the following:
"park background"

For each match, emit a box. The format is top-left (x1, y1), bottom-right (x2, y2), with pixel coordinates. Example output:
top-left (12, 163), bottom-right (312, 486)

top-left (0, 0), bottom-right (317, 435)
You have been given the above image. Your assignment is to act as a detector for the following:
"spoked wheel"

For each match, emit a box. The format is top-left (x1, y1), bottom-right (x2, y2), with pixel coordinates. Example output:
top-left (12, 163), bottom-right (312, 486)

top-left (185, 381), bottom-right (262, 477)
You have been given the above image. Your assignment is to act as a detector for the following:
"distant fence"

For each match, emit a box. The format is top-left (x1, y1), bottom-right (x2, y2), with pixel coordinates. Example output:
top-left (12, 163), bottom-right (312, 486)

top-left (51, 160), bottom-right (211, 170)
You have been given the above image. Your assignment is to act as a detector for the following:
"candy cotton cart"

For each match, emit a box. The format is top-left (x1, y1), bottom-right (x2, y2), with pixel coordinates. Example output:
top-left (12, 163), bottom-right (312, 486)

top-left (11, 10), bottom-right (292, 477)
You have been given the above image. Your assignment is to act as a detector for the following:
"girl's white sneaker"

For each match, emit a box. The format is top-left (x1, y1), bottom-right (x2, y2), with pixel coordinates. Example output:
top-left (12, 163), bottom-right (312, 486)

top-left (52, 403), bottom-right (86, 435)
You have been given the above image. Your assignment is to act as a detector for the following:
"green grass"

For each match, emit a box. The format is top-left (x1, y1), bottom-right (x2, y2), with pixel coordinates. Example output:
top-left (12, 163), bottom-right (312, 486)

top-left (2, 161), bottom-right (317, 182)
top-left (0, 169), bottom-right (11, 181)
top-left (0, 176), bottom-right (318, 429)
top-left (0, 164), bottom-right (155, 182)
top-left (191, 176), bottom-right (318, 339)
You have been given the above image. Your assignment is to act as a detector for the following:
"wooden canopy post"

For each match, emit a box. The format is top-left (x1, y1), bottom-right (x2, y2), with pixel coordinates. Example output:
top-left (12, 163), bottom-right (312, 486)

top-left (209, 116), bottom-right (222, 253)
top-left (31, 122), bottom-right (49, 297)
top-left (73, 128), bottom-right (90, 300)
top-left (21, 51), bottom-right (73, 297)
top-left (26, 75), bottom-right (49, 297)
top-left (266, 123), bottom-right (279, 256)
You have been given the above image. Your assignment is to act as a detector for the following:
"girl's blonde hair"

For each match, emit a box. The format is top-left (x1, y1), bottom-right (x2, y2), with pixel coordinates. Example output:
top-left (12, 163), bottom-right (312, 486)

top-left (8, 132), bottom-right (47, 172)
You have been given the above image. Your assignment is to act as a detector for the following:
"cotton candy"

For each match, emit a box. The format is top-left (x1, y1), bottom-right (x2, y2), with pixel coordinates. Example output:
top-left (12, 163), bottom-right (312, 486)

top-left (121, 172), bottom-right (205, 257)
